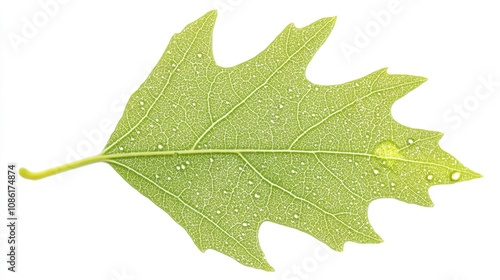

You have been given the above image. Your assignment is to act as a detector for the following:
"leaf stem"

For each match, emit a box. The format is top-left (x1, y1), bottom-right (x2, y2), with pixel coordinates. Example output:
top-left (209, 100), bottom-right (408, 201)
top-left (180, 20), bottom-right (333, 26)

top-left (20, 154), bottom-right (106, 180)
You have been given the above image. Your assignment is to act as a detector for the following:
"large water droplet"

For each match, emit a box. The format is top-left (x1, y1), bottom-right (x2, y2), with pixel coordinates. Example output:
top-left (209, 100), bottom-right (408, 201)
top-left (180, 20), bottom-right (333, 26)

top-left (451, 171), bottom-right (461, 181)
top-left (373, 140), bottom-right (403, 167)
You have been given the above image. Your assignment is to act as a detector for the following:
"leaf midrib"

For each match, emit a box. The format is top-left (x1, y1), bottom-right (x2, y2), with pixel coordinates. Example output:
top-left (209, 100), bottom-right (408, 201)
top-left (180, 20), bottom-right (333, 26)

top-left (101, 148), bottom-right (475, 175)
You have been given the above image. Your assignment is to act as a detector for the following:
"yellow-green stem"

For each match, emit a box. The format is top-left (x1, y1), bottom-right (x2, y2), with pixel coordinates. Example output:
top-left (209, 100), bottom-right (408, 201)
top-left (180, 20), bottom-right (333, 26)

top-left (20, 154), bottom-right (106, 180)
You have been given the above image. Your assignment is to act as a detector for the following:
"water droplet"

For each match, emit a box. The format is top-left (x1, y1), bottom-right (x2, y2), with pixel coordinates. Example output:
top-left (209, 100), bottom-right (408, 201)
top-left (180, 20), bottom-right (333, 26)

top-left (426, 174), bottom-right (433, 180)
top-left (390, 182), bottom-right (396, 187)
top-left (408, 139), bottom-right (414, 144)
top-left (139, 101), bottom-right (144, 105)
top-left (254, 193), bottom-right (260, 198)
top-left (155, 174), bottom-right (159, 179)
top-left (216, 210), bottom-right (221, 214)
top-left (373, 169), bottom-right (380, 175)
top-left (176, 166), bottom-right (181, 171)
top-left (291, 169), bottom-right (297, 174)
top-left (158, 144), bottom-right (163, 149)
top-left (209, 158), bottom-right (214, 163)
top-left (197, 53), bottom-right (202, 58)
top-left (185, 161), bottom-right (190, 165)
top-left (373, 141), bottom-right (403, 167)
top-left (279, 104), bottom-right (284, 109)
top-left (451, 171), bottom-right (461, 181)
top-left (181, 164), bottom-right (186, 170)
top-left (234, 208), bottom-right (239, 213)
top-left (293, 214), bottom-right (299, 219)
top-left (248, 180), bottom-right (253, 185)
top-left (242, 222), bottom-right (249, 227)
top-left (167, 177), bottom-right (171, 181)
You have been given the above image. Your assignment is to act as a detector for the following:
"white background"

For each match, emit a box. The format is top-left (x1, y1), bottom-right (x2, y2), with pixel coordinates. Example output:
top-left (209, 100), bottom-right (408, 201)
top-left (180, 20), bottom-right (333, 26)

top-left (1, 0), bottom-right (499, 280)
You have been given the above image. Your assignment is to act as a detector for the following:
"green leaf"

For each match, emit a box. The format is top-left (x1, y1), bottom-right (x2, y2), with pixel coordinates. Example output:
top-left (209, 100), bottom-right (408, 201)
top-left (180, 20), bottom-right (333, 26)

top-left (21, 10), bottom-right (481, 271)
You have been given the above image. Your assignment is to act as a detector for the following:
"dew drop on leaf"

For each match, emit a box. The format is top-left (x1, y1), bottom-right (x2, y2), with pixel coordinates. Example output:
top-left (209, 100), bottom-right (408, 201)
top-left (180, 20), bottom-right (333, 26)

top-left (451, 171), bottom-right (461, 181)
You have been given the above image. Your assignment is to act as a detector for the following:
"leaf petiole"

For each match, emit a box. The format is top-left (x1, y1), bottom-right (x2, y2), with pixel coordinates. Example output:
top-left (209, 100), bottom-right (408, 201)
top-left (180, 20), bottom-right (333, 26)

top-left (20, 154), bottom-right (106, 180)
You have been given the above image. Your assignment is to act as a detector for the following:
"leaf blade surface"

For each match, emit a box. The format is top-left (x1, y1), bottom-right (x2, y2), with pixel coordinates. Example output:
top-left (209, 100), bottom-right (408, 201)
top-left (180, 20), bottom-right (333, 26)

top-left (102, 10), bottom-right (480, 270)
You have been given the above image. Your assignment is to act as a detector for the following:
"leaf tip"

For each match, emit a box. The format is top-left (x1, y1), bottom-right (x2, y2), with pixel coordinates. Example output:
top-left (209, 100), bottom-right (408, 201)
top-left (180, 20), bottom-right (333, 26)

top-left (314, 15), bottom-right (337, 32)
top-left (206, 9), bottom-right (218, 17)
top-left (203, 9), bottom-right (218, 24)
top-left (262, 263), bottom-right (275, 272)
top-left (372, 234), bottom-right (384, 244)
top-left (466, 169), bottom-right (483, 180)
